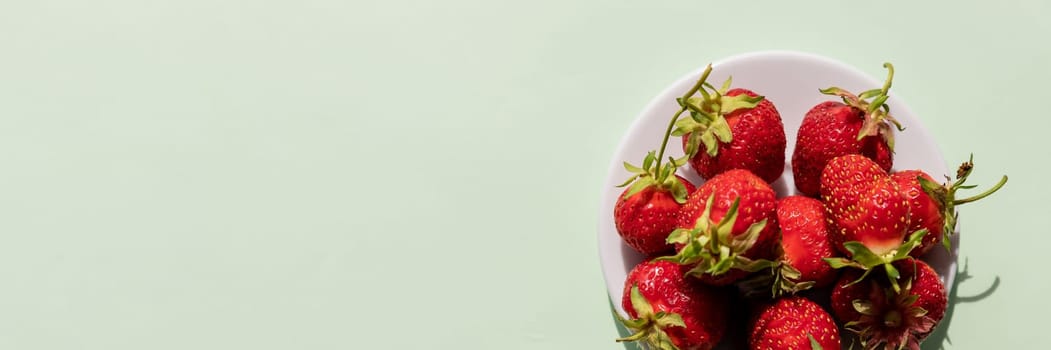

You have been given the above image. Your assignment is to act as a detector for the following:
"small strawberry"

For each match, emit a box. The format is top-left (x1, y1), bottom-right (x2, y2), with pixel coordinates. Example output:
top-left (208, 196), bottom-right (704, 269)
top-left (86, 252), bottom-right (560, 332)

top-left (672, 66), bottom-right (786, 183)
top-left (617, 260), bottom-right (730, 350)
top-left (737, 196), bottom-right (839, 298)
top-left (615, 151), bottom-right (696, 255)
top-left (830, 258), bottom-right (947, 350)
top-left (765, 196), bottom-right (840, 296)
top-left (749, 295), bottom-right (841, 350)
top-left (891, 154), bottom-right (1008, 257)
top-left (660, 169), bottom-right (778, 286)
top-left (792, 63), bottom-right (903, 196)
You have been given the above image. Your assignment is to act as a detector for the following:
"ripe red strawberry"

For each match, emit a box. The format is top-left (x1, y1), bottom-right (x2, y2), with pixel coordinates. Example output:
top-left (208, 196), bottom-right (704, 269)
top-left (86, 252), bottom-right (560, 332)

top-left (661, 169), bottom-right (778, 286)
top-left (890, 169), bottom-right (942, 257)
top-left (614, 69), bottom-right (716, 255)
top-left (792, 63), bottom-right (903, 197)
top-left (749, 295), bottom-right (841, 350)
top-left (820, 154), bottom-right (910, 256)
top-left (617, 260), bottom-right (730, 350)
top-left (774, 196), bottom-right (839, 292)
top-left (672, 66), bottom-right (786, 183)
top-left (891, 155), bottom-right (1008, 257)
top-left (615, 172), bottom-right (696, 255)
top-left (830, 258), bottom-right (947, 350)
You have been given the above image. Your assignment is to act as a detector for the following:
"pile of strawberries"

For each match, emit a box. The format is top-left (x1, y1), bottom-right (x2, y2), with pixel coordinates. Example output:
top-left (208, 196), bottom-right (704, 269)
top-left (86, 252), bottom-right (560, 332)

top-left (611, 63), bottom-right (1007, 350)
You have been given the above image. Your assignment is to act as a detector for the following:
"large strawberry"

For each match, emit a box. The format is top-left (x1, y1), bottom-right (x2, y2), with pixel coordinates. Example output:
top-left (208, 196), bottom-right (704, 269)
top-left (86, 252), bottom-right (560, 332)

top-left (830, 258), bottom-right (947, 350)
top-left (660, 169), bottom-right (778, 286)
top-left (749, 295), bottom-right (841, 350)
top-left (617, 260), bottom-right (730, 350)
top-left (672, 66), bottom-right (786, 183)
top-left (891, 155), bottom-right (1008, 257)
top-left (792, 63), bottom-right (903, 197)
top-left (820, 154), bottom-right (912, 256)
top-left (820, 154), bottom-right (930, 289)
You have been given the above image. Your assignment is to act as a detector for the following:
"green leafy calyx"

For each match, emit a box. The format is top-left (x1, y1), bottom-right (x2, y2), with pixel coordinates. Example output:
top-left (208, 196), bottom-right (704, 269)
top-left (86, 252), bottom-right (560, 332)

top-left (819, 62), bottom-right (904, 150)
top-left (615, 284), bottom-right (686, 350)
top-left (618, 150), bottom-right (690, 203)
top-left (657, 194), bottom-right (768, 278)
top-left (823, 230), bottom-right (927, 293)
top-left (670, 68), bottom-right (764, 158)
top-left (736, 241), bottom-right (815, 298)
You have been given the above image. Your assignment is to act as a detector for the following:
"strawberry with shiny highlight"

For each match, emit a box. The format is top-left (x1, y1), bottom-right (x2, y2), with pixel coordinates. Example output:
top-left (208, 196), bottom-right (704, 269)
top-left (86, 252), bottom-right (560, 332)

top-left (617, 260), bottom-right (730, 350)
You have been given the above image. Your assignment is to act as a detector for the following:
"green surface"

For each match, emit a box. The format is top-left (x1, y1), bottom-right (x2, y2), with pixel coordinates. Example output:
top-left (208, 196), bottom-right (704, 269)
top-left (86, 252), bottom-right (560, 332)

top-left (0, 1), bottom-right (1047, 349)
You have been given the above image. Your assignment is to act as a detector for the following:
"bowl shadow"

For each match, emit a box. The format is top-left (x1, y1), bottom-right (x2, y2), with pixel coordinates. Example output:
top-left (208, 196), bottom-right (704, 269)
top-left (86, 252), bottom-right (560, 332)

top-left (921, 258), bottom-right (1001, 350)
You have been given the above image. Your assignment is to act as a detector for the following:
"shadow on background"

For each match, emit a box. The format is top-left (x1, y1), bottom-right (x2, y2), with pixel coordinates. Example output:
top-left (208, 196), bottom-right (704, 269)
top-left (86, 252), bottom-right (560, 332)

top-left (921, 258), bottom-right (1001, 350)
top-left (609, 258), bottom-right (1001, 350)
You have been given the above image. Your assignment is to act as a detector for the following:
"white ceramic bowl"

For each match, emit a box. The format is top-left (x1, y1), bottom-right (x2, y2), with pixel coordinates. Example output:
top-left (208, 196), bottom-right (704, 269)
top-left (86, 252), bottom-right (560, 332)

top-left (598, 51), bottom-right (958, 321)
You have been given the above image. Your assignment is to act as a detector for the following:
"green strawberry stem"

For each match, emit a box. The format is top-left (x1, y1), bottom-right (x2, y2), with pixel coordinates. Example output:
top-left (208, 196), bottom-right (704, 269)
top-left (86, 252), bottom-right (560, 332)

top-left (620, 63), bottom-right (765, 198)
top-left (655, 64), bottom-right (713, 174)
top-left (824, 230), bottom-right (927, 293)
top-left (617, 65), bottom-right (715, 204)
top-left (954, 175), bottom-right (1008, 204)
top-left (917, 154), bottom-right (1008, 251)
top-left (876, 63), bottom-right (894, 100)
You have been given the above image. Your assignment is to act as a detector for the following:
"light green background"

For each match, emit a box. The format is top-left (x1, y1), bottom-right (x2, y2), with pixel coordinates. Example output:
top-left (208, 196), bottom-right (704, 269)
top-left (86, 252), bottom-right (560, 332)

top-left (0, 1), bottom-right (1047, 349)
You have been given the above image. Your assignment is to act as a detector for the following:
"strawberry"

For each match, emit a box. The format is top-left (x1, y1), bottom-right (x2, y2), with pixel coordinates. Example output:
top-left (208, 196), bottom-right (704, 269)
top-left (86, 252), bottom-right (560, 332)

top-left (672, 66), bottom-right (786, 183)
top-left (820, 154), bottom-right (929, 288)
top-left (772, 196), bottom-right (839, 293)
top-left (830, 258), bottom-right (947, 350)
top-left (820, 154), bottom-right (912, 256)
top-left (614, 68), bottom-right (718, 255)
top-left (891, 155), bottom-right (1008, 257)
top-left (617, 260), bottom-right (730, 350)
top-left (615, 157), bottom-right (696, 254)
top-left (737, 196), bottom-right (839, 298)
top-left (661, 169), bottom-right (778, 286)
top-left (792, 63), bottom-right (903, 197)
top-left (749, 295), bottom-right (841, 350)
top-left (890, 169), bottom-right (942, 257)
